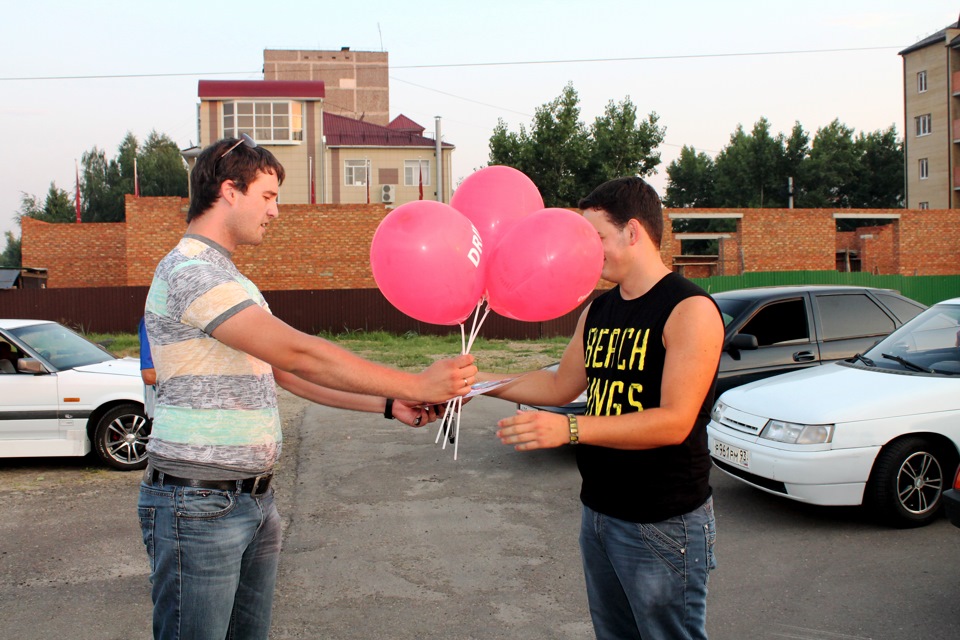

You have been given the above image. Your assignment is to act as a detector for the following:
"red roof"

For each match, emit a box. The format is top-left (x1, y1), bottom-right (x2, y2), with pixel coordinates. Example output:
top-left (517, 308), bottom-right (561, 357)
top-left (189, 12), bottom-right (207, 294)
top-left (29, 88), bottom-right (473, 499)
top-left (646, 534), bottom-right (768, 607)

top-left (198, 80), bottom-right (325, 99)
top-left (323, 112), bottom-right (452, 148)
top-left (387, 115), bottom-right (425, 134)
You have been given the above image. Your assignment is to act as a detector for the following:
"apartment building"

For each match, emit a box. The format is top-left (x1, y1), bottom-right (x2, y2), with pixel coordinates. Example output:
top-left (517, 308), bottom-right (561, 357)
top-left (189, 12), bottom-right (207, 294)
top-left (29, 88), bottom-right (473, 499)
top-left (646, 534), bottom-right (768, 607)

top-left (187, 49), bottom-right (454, 207)
top-left (900, 19), bottom-right (960, 208)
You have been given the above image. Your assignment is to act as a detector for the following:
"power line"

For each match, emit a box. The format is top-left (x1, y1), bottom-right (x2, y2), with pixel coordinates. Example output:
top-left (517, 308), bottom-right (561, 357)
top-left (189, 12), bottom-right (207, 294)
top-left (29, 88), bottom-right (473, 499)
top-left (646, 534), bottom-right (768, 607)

top-left (393, 45), bottom-right (901, 69)
top-left (0, 44), bottom-right (902, 81)
top-left (0, 70), bottom-right (260, 81)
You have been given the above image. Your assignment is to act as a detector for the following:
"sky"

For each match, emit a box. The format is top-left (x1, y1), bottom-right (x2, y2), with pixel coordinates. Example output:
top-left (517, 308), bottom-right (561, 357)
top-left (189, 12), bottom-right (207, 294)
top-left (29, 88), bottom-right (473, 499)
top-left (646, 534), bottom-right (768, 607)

top-left (2, 0), bottom-right (958, 241)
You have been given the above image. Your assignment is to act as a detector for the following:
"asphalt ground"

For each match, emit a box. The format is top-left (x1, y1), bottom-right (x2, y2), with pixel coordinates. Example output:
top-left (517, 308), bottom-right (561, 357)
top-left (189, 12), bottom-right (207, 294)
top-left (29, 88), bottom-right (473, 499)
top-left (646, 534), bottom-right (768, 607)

top-left (1, 392), bottom-right (959, 639)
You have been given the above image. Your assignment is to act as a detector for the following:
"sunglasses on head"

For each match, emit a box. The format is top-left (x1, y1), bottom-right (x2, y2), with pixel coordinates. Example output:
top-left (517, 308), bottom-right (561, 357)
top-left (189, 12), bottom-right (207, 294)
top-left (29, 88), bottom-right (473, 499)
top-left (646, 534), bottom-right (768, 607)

top-left (217, 133), bottom-right (257, 165)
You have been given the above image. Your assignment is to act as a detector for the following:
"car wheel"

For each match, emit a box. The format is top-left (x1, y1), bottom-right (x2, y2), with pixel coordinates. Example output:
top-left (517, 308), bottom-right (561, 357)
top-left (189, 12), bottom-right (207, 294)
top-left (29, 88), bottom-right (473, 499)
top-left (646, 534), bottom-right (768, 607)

top-left (92, 404), bottom-right (150, 471)
top-left (866, 437), bottom-right (950, 528)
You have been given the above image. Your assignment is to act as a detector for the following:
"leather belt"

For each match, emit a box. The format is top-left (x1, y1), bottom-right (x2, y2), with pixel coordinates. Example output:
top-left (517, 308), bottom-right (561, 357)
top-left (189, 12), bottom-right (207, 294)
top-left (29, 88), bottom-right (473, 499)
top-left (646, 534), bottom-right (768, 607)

top-left (144, 467), bottom-right (273, 495)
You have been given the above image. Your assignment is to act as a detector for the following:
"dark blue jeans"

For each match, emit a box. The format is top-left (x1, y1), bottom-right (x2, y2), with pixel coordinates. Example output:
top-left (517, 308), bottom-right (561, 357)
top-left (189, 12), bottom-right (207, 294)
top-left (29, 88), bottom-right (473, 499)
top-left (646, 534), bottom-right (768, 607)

top-left (579, 497), bottom-right (717, 640)
top-left (138, 478), bottom-right (282, 640)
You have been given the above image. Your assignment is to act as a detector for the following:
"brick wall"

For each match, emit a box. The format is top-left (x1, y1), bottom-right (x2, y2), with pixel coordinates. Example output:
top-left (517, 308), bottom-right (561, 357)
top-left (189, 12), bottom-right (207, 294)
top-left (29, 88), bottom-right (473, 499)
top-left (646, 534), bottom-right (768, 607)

top-left (20, 201), bottom-right (960, 289)
top-left (897, 208), bottom-right (958, 276)
top-left (23, 197), bottom-right (391, 290)
top-left (21, 217), bottom-right (128, 288)
top-left (666, 207), bottom-right (960, 276)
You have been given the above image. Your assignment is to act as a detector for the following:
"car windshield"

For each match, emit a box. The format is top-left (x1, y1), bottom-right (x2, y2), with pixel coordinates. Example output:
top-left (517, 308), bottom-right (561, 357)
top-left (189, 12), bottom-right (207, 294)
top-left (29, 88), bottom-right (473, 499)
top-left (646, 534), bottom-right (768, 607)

top-left (713, 297), bottom-right (752, 328)
top-left (8, 323), bottom-right (116, 370)
top-left (863, 304), bottom-right (960, 375)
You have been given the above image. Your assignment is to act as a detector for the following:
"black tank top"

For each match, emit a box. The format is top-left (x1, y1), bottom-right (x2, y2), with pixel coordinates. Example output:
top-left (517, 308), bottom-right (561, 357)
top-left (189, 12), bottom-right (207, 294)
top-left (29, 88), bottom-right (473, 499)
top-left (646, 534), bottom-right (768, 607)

top-left (577, 272), bottom-right (718, 523)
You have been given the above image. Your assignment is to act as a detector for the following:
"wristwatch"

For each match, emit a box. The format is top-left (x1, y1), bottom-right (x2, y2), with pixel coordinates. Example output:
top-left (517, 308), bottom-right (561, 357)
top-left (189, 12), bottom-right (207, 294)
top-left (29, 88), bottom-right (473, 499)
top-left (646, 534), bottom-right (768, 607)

top-left (566, 414), bottom-right (580, 445)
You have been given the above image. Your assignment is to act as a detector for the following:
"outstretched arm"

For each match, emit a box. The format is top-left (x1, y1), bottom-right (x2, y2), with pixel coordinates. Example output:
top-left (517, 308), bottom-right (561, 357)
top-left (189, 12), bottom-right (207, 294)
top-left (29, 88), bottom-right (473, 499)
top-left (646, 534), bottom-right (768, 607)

top-left (212, 304), bottom-right (476, 404)
top-left (497, 296), bottom-right (723, 451)
top-left (478, 307), bottom-right (590, 408)
top-left (273, 368), bottom-right (440, 427)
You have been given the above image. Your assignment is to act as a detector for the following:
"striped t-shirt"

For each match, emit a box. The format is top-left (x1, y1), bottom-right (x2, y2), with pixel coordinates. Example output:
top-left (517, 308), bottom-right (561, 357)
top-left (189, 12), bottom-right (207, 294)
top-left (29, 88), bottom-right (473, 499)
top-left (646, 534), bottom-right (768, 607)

top-left (144, 234), bottom-right (281, 480)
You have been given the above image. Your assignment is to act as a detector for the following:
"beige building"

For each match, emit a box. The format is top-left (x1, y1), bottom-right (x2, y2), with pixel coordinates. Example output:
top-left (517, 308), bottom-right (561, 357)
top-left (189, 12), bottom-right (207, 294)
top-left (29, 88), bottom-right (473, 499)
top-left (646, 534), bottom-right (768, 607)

top-left (188, 49), bottom-right (454, 207)
top-left (263, 48), bottom-right (390, 125)
top-left (899, 19), bottom-right (960, 209)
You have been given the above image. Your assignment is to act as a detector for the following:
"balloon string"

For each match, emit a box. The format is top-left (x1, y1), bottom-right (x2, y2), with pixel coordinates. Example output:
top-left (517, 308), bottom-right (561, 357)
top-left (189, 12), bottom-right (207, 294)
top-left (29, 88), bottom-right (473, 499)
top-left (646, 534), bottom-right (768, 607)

top-left (438, 299), bottom-right (487, 460)
top-left (466, 306), bottom-right (491, 354)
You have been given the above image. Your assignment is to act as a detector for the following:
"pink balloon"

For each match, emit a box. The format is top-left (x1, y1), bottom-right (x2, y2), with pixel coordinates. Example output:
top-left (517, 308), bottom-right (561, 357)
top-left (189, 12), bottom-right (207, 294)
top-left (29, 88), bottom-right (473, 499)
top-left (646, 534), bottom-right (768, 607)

top-left (450, 166), bottom-right (544, 252)
top-left (370, 200), bottom-right (486, 325)
top-left (486, 208), bottom-right (603, 322)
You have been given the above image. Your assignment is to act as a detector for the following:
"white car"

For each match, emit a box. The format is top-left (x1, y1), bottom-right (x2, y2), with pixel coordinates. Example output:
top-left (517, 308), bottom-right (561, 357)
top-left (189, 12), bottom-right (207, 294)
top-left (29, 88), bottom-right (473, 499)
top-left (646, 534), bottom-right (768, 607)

top-left (0, 319), bottom-right (149, 470)
top-left (708, 297), bottom-right (960, 528)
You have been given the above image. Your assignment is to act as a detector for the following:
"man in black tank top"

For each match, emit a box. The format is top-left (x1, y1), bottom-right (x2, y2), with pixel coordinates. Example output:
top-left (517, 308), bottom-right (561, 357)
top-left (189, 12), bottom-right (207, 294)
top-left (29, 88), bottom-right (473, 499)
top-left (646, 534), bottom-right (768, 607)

top-left (481, 177), bottom-right (724, 639)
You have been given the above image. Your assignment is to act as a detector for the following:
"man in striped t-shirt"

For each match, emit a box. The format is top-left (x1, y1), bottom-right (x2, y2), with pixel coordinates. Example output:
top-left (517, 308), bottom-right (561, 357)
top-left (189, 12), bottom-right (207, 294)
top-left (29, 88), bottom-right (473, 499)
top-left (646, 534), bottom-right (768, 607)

top-left (139, 135), bottom-right (476, 640)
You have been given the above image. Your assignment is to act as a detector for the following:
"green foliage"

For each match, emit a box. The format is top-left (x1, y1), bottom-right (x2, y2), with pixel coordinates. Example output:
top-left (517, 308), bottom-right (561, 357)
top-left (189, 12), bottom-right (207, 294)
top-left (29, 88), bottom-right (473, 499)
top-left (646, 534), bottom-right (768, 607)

top-left (713, 118), bottom-right (798, 208)
top-left (664, 145), bottom-right (716, 208)
top-left (97, 329), bottom-right (570, 371)
top-left (668, 117), bottom-right (902, 211)
top-left (17, 182), bottom-right (75, 224)
top-left (0, 231), bottom-right (21, 267)
top-left (138, 132), bottom-right (189, 197)
top-left (488, 83), bottom-right (664, 207)
top-left (75, 130), bottom-right (188, 223)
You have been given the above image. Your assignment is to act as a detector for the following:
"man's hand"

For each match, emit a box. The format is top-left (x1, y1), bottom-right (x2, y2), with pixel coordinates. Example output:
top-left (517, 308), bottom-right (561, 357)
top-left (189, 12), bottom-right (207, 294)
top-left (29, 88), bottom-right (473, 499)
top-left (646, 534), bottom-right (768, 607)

top-left (497, 410), bottom-right (570, 451)
top-left (393, 401), bottom-right (440, 428)
top-left (418, 354), bottom-right (478, 403)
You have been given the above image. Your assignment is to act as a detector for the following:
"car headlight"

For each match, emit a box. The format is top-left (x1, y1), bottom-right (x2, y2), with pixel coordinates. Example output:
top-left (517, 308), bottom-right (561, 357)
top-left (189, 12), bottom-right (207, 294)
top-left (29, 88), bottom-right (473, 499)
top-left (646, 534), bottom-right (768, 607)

top-left (710, 401), bottom-right (725, 423)
top-left (760, 420), bottom-right (834, 444)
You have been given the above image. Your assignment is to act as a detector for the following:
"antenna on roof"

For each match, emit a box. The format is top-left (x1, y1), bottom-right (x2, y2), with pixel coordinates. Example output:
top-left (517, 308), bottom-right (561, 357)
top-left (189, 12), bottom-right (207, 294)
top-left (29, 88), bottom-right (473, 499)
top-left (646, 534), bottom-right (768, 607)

top-left (378, 23), bottom-right (384, 51)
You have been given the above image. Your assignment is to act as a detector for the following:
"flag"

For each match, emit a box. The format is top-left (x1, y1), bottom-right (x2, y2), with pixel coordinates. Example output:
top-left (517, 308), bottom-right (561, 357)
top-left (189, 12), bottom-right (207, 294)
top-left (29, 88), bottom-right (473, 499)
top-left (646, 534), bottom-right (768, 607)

top-left (418, 160), bottom-right (423, 200)
top-left (134, 157), bottom-right (140, 197)
top-left (75, 161), bottom-right (82, 224)
top-left (309, 156), bottom-right (316, 204)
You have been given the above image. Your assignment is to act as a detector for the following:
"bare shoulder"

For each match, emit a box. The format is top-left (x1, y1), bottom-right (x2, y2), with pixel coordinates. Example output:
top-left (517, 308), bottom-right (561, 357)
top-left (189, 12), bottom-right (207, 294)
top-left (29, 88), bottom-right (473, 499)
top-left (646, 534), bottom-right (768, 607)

top-left (664, 295), bottom-right (723, 347)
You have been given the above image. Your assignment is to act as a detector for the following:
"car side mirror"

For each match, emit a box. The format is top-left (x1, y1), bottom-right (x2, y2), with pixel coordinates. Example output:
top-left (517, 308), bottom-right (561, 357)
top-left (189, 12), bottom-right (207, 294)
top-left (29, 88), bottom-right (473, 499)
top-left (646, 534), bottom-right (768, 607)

top-left (17, 358), bottom-right (47, 375)
top-left (725, 333), bottom-right (759, 359)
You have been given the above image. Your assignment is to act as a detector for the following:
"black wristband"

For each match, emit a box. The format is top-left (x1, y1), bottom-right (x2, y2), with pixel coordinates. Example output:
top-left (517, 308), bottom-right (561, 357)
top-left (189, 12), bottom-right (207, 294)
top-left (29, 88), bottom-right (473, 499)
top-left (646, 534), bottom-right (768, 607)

top-left (383, 398), bottom-right (395, 420)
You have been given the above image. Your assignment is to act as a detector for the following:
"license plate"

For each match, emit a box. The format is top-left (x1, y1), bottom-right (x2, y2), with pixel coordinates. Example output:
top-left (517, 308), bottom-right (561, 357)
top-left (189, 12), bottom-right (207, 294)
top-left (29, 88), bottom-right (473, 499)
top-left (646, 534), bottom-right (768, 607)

top-left (713, 440), bottom-right (750, 469)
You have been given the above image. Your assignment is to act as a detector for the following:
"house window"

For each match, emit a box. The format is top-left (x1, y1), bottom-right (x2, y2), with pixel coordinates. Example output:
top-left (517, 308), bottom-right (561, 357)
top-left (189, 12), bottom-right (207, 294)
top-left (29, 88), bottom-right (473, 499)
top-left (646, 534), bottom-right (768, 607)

top-left (917, 70), bottom-right (927, 93)
top-left (919, 158), bottom-right (929, 180)
top-left (404, 160), bottom-right (432, 187)
top-left (344, 160), bottom-right (369, 186)
top-left (223, 101), bottom-right (303, 143)
top-left (915, 114), bottom-right (932, 137)
top-left (918, 202), bottom-right (929, 210)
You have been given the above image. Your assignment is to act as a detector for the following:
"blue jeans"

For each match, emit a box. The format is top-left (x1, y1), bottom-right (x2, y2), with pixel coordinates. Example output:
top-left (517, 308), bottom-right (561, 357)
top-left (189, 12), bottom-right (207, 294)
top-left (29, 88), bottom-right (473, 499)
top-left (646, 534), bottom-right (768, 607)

top-left (138, 477), bottom-right (282, 640)
top-left (579, 497), bottom-right (717, 640)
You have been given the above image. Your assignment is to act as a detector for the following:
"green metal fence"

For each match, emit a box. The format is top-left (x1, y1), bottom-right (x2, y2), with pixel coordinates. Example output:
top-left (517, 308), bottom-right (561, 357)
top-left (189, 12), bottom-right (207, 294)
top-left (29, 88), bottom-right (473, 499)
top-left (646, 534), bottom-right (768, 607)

top-left (689, 271), bottom-right (960, 307)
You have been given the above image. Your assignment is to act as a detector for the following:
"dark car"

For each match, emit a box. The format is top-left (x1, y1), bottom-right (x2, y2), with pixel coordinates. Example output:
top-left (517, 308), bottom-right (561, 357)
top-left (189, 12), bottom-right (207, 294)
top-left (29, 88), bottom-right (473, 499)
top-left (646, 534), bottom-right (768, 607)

top-left (714, 285), bottom-right (926, 395)
top-left (524, 285), bottom-right (926, 415)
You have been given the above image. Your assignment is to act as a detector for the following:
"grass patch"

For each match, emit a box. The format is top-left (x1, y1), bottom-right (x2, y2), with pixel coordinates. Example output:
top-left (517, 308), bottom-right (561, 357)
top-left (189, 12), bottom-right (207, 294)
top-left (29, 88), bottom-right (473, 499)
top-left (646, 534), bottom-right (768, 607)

top-left (89, 330), bottom-right (570, 371)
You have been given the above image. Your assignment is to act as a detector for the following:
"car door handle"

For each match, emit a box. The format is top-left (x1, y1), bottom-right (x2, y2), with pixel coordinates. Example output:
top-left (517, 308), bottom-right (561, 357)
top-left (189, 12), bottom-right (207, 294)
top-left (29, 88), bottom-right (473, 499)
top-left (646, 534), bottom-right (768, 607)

top-left (793, 351), bottom-right (817, 362)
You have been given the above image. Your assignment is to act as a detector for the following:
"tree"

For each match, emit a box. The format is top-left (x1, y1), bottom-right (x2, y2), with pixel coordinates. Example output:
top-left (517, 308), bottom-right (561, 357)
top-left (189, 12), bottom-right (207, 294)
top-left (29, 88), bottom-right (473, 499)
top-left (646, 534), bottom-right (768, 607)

top-left (79, 130), bottom-right (188, 222)
top-left (713, 117), bottom-right (790, 208)
top-left (803, 119), bottom-right (859, 208)
top-left (851, 125), bottom-right (903, 208)
top-left (0, 232), bottom-right (20, 267)
top-left (780, 122), bottom-right (810, 205)
top-left (488, 83), bottom-right (664, 207)
top-left (584, 98), bottom-right (664, 191)
top-left (16, 182), bottom-right (75, 224)
top-left (137, 131), bottom-right (188, 197)
top-left (664, 145), bottom-right (716, 208)
top-left (81, 145), bottom-right (124, 222)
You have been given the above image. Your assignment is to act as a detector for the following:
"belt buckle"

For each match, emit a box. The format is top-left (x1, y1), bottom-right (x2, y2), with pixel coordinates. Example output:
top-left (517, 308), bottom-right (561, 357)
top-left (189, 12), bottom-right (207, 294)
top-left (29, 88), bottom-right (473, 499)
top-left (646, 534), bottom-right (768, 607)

top-left (251, 474), bottom-right (270, 495)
